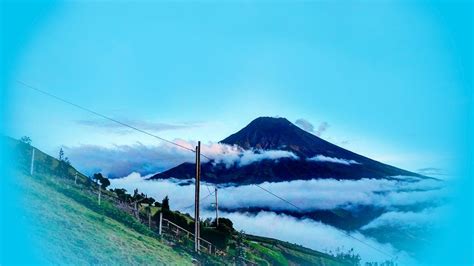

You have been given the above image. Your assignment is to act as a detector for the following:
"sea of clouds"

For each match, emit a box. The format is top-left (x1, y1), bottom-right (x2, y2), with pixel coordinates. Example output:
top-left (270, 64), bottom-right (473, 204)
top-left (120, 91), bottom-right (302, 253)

top-left (360, 206), bottom-right (449, 231)
top-left (70, 138), bottom-right (448, 264)
top-left (211, 210), bottom-right (416, 264)
top-left (110, 173), bottom-right (448, 264)
top-left (111, 173), bottom-right (446, 212)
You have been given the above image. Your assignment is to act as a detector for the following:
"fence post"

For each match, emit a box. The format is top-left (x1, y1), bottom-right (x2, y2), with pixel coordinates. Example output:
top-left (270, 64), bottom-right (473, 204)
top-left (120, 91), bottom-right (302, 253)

top-left (30, 148), bottom-right (35, 176)
top-left (134, 201), bottom-right (139, 219)
top-left (159, 212), bottom-right (163, 235)
top-left (98, 185), bottom-right (101, 205)
top-left (148, 209), bottom-right (151, 228)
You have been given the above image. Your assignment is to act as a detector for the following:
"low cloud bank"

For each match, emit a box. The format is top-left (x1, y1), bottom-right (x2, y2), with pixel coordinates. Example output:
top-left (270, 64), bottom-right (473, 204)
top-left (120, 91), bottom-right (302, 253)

top-left (110, 173), bottom-right (445, 264)
top-left (361, 206), bottom-right (449, 230)
top-left (308, 155), bottom-right (360, 165)
top-left (214, 211), bottom-right (415, 264)
top-left (111, 174), bottom-right (446, 213)
top-left (216, 178), bottom-right (446, 211)
top-left (66, 141), bottom-right (298, 177)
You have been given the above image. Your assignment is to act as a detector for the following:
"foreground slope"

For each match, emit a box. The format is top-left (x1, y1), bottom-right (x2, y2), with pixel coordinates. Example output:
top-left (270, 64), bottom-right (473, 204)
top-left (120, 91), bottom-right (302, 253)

top-left (15, 172), bottom-right (193, 264)
top-left (10, 138), bottom-right (348, 265)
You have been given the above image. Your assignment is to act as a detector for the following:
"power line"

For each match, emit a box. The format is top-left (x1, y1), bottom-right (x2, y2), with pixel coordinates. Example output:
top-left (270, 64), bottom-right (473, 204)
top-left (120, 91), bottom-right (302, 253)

top-left (182, 190), bottom-right (215, 211)
top-left (205, 183), bottom-right (212, 195)
top-left (254, 184), bottom-right (303, 211)
top-left (253, 183), bottom-right (396, 259)
top-left (20, 80), bottom-right (400, 261)
top-left (256, 178), bottom-right (429, 261)
top-left (17, 80), bottom-right (213, 160)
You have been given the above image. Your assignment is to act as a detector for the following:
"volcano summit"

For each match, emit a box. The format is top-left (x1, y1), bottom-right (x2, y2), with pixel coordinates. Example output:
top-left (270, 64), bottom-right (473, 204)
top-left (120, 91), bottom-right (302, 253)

top-left (150, 117), bottom-right (424, 184)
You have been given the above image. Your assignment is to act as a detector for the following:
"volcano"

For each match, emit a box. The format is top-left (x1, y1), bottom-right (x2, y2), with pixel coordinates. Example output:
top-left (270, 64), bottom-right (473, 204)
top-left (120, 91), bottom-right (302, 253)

top-left (149, 117), bottom-right (423, 184)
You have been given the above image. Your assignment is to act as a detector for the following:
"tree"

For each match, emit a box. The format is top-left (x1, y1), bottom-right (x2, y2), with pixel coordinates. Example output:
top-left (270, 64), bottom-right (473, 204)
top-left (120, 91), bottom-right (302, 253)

top-left (131, 189), bottom-right (146, 203)
top-left (334, 248), bottom-right (361, 266)
top-left (56, 148), bottom-right (71, 178)
top-left (58, 148), bottom-right (65, 161)
top-left (100, 177), bottom-right (110, 189)
top-left (112, 188), bottom-right (130, 202)
top-left (214, 217), bottom-right (234, 231)
top-left (93, 173), bottom-right (110, 189)
top-left (142, 197), bottom-right (155, 206)
top-left (20, 136), bottom-right (32, 145)
top-left (93, 173), bottom-right (102, 183)
top-left (162, 196), bottom-right (170, 212)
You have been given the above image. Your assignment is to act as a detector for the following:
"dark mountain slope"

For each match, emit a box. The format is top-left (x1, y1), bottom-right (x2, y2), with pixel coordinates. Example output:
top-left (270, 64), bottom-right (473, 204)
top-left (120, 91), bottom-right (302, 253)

top-left (150, 117), bottom-right (423, 184)
top-left (221, 117), bottom-right (336, 158)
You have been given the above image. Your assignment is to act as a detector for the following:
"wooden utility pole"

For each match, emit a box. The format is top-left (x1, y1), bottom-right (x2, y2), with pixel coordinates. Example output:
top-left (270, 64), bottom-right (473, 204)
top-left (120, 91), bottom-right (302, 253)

top-left (98, 181), bottom-right (101, 205)
top-left (194, 141), bottom-right (201, 252)
top-left (134, 201), bottom-right (138, 219)
top-left (148, 207), bottom-right (151, 228)
top-left (158, 212), bottom-right (163, 235)
top-left (30, 148), bottom-right (35, 176)
top-left (98, 186), bottom-right (101, 205)
top-left (215, 187), bottom-right (219, 227)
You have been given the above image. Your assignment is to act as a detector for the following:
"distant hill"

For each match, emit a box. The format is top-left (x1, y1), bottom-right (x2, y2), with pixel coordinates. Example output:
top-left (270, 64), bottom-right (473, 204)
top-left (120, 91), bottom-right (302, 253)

top-left (151, 117), bottom-right (423, 184)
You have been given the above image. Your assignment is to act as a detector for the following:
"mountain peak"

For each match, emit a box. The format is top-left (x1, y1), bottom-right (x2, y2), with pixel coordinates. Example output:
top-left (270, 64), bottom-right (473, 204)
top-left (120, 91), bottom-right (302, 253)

top-left (220, 116), bottom-right (323, 157)
top-left (249, 116), bottom-right (293, 125)
top-left (152, 116), bottom-right (422, 184)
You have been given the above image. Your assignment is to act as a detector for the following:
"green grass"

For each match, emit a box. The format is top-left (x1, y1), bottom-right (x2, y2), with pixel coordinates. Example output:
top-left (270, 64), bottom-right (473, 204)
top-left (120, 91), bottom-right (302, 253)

top-left (245, 235), bottom-right (347, 266)
top-left (248, 241), bottom-right (289, 265)
top-left (17, 172), bottom-right (193, 265)
top-left (9, 138), bottom-right (347, 265)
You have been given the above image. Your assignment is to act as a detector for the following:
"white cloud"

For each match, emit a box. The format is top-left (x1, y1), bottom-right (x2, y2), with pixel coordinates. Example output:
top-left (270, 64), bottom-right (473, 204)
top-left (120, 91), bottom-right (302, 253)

top-left (212, 149), bottom-right (298, 168)
top-left (217, 178), bottom-right (446, 211)
top-left (110, 172), bottom-right (197, 208)
top-left (110, 174), bottom-right (446, 213)
top-left (203, 210), bottom-right (416, 264)
top-left (66, 141), bottom-right (298, 177)
top-left (294, 119), bottom-right (330, 137)
top-left (361, 206), bottom-right (449, 230)
top-left (76, 118), bottom-right (202, 134)
top-left (109, 173), bottom-right (447, 264)
top-left (308, 154), bottom-right (360, 165)
top-left (315, 121), bottom-right (330, 137)
top-left (295, 119), bottom-right (315, 133)
top-left (65, 142), bottom-right (195, 177)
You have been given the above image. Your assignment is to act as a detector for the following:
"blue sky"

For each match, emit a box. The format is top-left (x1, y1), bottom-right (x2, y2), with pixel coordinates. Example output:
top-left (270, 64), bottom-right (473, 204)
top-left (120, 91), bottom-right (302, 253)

top-left (2, 0), bottom-right (472, 173)
top-left (1, 1), bottom-right (473, 263)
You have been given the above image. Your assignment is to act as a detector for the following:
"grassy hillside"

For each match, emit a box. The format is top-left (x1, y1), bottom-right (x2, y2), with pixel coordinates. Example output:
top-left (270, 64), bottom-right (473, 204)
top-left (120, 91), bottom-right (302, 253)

top-left (9, 137), bottom-right (349, 265)
top-left (17, 171), bottom-right (193, 265)
top-left (245, 234), bottom-right (346, 266)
